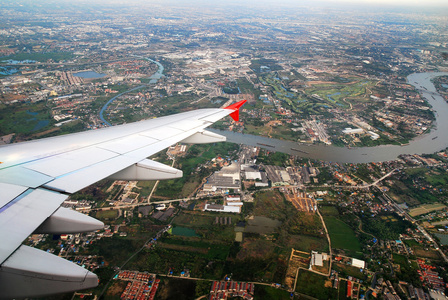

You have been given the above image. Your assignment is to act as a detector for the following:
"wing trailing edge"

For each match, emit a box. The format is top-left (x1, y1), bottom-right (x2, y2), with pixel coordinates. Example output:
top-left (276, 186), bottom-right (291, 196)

top-left (0, 102), bottom-right (246, 298)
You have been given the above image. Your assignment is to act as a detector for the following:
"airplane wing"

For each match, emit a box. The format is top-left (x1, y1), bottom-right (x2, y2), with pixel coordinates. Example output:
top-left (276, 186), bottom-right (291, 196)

top-left (0, 100), bottom-right (246, 299)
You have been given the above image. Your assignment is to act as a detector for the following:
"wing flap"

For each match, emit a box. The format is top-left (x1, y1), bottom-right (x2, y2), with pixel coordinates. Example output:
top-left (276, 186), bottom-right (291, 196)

top-left (0, 183), bottom-right (28, 208)
top-left (0, 189), bottom-right (67, 264)
top-left (0, 167), bottom-right (54, 188)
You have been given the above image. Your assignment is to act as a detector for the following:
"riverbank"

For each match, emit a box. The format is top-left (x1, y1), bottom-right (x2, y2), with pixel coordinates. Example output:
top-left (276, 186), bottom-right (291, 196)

top-left (214, 72), bottom-right (448, 163)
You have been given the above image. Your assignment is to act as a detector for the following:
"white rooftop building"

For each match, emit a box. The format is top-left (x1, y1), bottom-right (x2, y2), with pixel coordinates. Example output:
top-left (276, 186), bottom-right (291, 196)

top-left (311, 251), bottom-right (323, 267)
top-left (204, 204), bottom-right (241, 213)
top-left (352, 258), bottom-right (365, 269)
top-left (343, 128), bottom-right (364, 135)
top-left (245, 171), bottom-right (262, 180)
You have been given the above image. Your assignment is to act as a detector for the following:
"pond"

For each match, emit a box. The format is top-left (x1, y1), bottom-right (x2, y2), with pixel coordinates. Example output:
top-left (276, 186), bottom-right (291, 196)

top-left (0, 66), bottom-right (19, 76)
top-left (434, 233), bottom-right (448, 246)
top-left (74, 71), bottom-right (106, 79)
top-left (32, 120), bottom-right (50, 131)
top-left (172, 226), bottom-right (199, 237)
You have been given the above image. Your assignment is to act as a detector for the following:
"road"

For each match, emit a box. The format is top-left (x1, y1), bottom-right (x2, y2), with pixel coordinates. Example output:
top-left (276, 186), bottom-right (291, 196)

top-left (311, 168), bottom-right (398, 190)
top-left (379, 188), bottom-right (448, 263)
top-left (80, 167), bottom-right (398, 213)
top-left (77, 197), bottom-right (196, 213)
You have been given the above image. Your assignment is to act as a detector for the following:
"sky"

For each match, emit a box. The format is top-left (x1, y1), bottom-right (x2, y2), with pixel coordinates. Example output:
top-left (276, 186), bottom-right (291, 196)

top-left (2, 0), bottom-right (448, 14)
top-left (6, 0), bottom-right (446, 8)
top-left (314, 0), bottom-right (448, 7)
top-left (119, 0), bottom-right (448, 8)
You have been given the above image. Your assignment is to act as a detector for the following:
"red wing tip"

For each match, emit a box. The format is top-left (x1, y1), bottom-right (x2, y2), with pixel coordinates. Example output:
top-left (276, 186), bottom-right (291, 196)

top-left (224, 99), bottom-right (247, 110)
top-left (225, 100), bottom-right (247, 122)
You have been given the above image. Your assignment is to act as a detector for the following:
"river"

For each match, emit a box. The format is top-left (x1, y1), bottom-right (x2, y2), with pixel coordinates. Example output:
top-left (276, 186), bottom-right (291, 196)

top-left (99, 64), bottom-right (448, 163)
top-left (212, 72), bottom-right (448, 163)
top-left (99, 56), bottom-right (164, 126)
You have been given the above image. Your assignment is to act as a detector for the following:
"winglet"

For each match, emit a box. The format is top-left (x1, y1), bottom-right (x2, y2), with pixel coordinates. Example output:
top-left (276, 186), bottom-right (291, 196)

top-left (224, 100), bottom-right (247, 122)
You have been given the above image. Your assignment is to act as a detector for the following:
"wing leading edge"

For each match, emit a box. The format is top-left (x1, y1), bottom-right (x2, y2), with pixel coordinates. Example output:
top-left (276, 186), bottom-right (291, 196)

top-left (0, 100), bottom-right (246, 299)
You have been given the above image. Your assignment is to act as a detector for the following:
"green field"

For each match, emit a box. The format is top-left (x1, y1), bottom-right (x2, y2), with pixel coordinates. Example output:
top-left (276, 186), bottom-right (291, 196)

top-left (129, 246), bottom-right (226, 279)
top-left (254, 285), bottom-right (292, 300)
top-left (319, 205), bottom-right (339, 216)
top-left (333, 262), bottom-right (365, 280)
top-left (304, 79), bottom-right (375, 108)
top-left (0, 102), bottom-right (53, 136)
top-left (95, 209), bottom-right (119, 220)
top-left (172, 211), bottom-right (215, 228)
top-left (323, 216), bottom-right (361, 254)
top-left (136, 180), bottom-right (156, 197)
top-left (171, 226), bottom-right (200, 237)
top-left (2, 52), bottom-right (75, 62)
top-left (172, 210), bottom-right (240, 241)
top-left (406, 167), bottom-right (448, 186)
top-left (252, 189), bottom-right (289, 220)
top-left (403, 239), bottom-right (419, 247)
top-left (296, 269), bottom-right (337, 299)
top-left (160, 237), bottom-right (230, 260)
top-left (389, 167), bottom-right (448, 205)
top-left (285, 234), bottom-right (329, 253)
top-left (393, 253), bottom-right (408, 265)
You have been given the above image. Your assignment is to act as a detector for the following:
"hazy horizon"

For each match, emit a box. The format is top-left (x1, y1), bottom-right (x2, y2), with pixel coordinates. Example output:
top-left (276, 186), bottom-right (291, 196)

top-left (2, 0), bottom-right (448, 10)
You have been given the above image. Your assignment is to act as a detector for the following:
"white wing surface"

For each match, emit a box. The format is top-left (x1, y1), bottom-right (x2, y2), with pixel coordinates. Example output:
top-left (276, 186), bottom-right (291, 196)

top-left (0, 100), bottom-right (246, 299)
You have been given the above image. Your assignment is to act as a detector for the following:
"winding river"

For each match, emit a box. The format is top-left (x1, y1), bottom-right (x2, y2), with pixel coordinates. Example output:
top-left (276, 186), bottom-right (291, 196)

top-left (213, 72), bottom-right (448, 163)
top-left (99, 57), bottom-right (164, 126)
top-left (99, 59), bottom-right (448, 163)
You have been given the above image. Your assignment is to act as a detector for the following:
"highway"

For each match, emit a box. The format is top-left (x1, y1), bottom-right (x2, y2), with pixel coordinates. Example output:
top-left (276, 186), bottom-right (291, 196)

top-left (78, 168), bottom-right (398, 213)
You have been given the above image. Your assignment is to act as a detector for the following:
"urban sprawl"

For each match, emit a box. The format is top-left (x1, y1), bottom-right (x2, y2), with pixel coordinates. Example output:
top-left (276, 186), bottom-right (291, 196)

top-left (1, 1), bottom-right (448, 299)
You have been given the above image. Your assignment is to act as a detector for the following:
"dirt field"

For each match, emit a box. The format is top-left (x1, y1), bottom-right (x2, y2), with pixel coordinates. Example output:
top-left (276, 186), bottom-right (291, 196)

top-left (414, 248), bottom-right (441, 260)
top-left (409, 203), bottom-right (447, 217)
top-left (284, 189), bottom-right (315, 213)
top-left (106, 281), bottom-right (128, 297)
